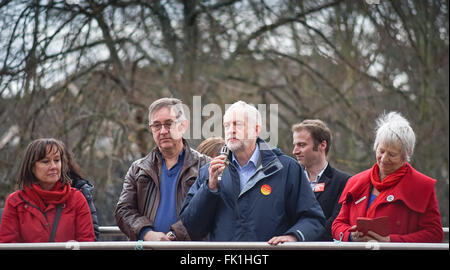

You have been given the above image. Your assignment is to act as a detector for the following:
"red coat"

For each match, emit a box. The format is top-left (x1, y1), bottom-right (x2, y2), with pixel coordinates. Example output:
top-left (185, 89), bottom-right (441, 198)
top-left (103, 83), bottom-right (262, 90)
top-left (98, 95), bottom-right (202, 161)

top-left (0, 187), bottom-right (95, 243)
top-left (332, 164), bottom-right (443, 242)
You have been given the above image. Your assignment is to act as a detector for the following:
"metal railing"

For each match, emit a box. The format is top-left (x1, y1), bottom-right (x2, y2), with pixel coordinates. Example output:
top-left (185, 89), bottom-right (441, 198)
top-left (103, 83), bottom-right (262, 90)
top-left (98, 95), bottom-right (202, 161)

top-left (0, 240), bottom-right (447, 250)
top-left (98, 226), bottom-right (449, 239)
top-left (0, 226), bottom-right (447, 250)
top-left (98, 226), bottom-right (126, 239)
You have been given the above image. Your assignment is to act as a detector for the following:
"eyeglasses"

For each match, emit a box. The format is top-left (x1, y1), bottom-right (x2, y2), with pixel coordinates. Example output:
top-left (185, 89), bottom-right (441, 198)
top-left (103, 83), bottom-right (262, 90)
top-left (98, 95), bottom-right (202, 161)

top-left (149, 120), bottom-right (179, 132)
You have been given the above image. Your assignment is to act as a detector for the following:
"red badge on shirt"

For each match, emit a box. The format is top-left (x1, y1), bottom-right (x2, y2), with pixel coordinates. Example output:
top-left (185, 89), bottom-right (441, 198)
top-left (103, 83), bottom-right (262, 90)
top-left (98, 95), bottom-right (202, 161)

top-left (261, 184), bottom-right (272, 196)
top-left (314, 183), bottom-right (325, 192)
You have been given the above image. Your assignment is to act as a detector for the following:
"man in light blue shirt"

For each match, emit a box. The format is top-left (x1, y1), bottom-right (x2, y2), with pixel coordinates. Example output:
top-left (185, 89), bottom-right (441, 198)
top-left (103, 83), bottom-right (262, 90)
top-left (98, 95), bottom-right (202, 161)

top-left (232, 144), bottom-right (260, 191)
top-left (180, 101), bottom-right (325, 244)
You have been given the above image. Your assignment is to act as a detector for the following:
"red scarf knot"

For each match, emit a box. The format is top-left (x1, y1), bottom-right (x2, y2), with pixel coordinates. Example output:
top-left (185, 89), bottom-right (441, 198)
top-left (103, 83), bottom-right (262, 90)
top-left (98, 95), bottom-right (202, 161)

top-left (23, 181), bottom-right (71, 211)
top-left (366, 162), bottom-right (408, 218)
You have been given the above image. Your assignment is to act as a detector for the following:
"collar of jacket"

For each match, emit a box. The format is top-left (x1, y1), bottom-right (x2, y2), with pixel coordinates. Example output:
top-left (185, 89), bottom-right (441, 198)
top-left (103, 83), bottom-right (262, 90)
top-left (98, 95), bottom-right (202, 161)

top-left (340, 164), bottom-right (436, 213)
top-left (227, 138), bottom-right (284, 197)
top-left (313, 164), bottom-right (332, 199)
top-left (321, 163), bottom-right (333, 180)
top-left (136, 139), bottom-right (202, 185)
top-left (227, 138), bottom-right (281, 166)
top-left (11, 190), bottom-right (61, 227)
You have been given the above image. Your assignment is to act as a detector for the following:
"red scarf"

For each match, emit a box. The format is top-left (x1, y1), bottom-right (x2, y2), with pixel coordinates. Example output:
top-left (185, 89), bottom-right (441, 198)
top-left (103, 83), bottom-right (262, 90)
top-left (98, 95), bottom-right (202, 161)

top-left (23, 181), bottom-right (71, 211)
top-left (366, 162), bottom-right (408, 218)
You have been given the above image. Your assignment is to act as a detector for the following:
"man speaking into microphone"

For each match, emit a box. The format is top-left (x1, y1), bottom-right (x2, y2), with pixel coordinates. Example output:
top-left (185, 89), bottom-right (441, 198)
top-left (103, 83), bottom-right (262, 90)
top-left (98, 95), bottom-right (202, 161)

top-left (180, 101), bottom-right (325, 244)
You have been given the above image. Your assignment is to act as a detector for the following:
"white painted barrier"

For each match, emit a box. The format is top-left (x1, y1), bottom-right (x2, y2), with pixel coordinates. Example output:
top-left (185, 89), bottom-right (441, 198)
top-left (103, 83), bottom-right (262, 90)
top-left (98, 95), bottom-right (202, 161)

top-left (0, 226), bottom-right (447, 250)
top-left (0, 241), bottom-right (448, 250)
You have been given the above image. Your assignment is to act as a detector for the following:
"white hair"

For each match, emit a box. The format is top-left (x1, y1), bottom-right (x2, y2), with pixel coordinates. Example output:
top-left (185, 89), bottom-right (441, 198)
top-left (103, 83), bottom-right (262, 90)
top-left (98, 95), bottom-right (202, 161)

top-left (373, 111), bottom-right (415, 162)
top-left (224, 101), bottom-right (262, 126)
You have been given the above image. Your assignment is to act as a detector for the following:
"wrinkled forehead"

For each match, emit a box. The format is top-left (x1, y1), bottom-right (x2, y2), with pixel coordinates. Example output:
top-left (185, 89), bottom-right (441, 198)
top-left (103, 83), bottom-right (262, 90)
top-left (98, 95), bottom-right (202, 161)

top-left (151, 106), bottom-right (179, 122)
top-left (224, 107), bottom-right (260, 124)
top-left (377, 138), bottom-right (403, 152)
top-left (223, 107), bottom-right (246, 123)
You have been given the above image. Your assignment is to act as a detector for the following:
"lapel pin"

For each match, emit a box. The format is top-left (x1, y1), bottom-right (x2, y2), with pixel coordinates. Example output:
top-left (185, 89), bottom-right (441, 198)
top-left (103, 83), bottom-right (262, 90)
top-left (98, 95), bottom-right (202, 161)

top-left (355, 196), bottom-right (367, 205)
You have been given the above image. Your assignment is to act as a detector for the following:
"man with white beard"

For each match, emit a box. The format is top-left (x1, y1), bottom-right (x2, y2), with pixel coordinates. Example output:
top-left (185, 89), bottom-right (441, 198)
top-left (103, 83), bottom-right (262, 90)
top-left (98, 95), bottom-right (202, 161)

top-left (180, 101), bottom-right (325, 244)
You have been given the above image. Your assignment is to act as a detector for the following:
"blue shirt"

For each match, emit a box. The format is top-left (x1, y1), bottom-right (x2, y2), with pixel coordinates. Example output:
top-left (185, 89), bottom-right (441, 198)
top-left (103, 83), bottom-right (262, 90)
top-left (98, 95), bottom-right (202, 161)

top-left (368, 193), bottom-right (377, 208)
top-left (139, 150), bottom-right (184, 239)
top-left (232, 144), bottom-right (260, 191)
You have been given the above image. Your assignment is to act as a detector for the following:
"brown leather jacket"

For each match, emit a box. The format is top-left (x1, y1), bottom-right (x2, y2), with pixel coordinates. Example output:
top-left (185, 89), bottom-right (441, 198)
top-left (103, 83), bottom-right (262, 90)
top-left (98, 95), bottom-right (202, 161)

top-left (115, 140), bottom-right (211, 240)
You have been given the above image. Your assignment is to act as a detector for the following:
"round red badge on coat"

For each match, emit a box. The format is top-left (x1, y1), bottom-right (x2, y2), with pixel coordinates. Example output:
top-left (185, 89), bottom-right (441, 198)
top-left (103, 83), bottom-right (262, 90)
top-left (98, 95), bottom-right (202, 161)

top-left (261, 184), bottom-right (272, 196)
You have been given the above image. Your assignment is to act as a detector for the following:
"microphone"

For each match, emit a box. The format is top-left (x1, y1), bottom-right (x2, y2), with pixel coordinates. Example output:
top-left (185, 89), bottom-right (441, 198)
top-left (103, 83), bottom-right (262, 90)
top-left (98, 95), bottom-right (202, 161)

top-left (217, 144), bottom-right (230, 183)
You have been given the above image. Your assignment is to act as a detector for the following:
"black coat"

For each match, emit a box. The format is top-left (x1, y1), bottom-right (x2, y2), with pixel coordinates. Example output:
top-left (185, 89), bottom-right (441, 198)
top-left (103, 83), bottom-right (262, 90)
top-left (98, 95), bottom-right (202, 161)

top-left (313, 164), bottom-right (350, 241)
top-left (70, 173), bottom-right (100, 241)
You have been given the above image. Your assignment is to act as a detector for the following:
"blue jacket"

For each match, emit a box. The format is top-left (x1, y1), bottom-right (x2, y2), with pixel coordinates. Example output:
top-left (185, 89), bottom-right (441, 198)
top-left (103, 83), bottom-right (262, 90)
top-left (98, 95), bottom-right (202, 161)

top-left (180, 138), bottom-right (325, 241)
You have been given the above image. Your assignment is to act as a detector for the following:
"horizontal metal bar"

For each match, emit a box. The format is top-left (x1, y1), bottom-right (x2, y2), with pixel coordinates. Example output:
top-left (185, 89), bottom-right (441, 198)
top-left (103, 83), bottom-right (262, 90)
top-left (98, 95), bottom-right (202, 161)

top-left (3, 226), bottom-right (446, 249)
top-left (98, 226), bottom-right (450, 234)
top-left (98, 226), bottom-right (124, 236)
top-left (97, 226), bottom-right (450, 239)
top-left (0, 241), bottom-right (448, 250)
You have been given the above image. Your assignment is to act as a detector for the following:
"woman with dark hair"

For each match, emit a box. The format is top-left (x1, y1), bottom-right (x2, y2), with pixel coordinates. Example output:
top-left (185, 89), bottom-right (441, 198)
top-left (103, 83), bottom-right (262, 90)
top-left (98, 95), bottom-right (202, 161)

top-left (65, 145), bottom-right (100, 240)
top-left (0, 138), bottom-right (95, 243)
top-left (197, 137), bottom-right (225, 158)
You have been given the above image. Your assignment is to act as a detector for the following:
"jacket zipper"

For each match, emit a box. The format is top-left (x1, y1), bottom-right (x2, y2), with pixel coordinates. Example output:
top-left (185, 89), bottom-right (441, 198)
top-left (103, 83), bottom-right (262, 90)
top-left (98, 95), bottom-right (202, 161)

top-left (18, 193), bottom-right (50, 226)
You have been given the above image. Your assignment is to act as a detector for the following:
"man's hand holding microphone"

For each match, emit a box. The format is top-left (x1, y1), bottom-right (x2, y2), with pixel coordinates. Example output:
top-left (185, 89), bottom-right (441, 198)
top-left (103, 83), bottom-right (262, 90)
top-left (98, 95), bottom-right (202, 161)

top-left (208, 145), bottom-right (230, 190)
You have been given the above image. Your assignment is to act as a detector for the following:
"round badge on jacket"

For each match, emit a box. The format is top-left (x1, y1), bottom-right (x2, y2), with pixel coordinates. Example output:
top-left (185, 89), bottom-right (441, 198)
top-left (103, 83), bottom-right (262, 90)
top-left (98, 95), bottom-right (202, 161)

top-left (261, 184), bottom-right (272, 196)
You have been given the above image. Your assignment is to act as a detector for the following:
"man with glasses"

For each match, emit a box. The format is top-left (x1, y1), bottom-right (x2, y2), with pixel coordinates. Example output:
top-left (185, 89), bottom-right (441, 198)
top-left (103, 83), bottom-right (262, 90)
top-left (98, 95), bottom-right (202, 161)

top-left (115, 98), bottom-right (210, 241)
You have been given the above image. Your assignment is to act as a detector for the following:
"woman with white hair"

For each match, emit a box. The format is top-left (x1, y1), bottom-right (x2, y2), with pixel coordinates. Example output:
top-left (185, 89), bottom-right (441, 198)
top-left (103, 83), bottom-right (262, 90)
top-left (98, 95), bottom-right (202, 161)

top-left (332, 112), bottom-right (443, 242)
